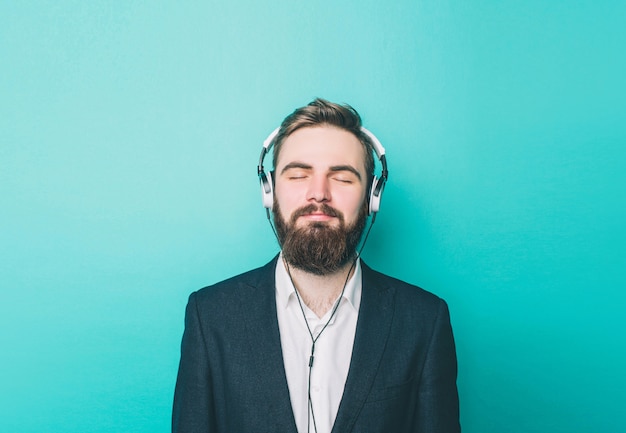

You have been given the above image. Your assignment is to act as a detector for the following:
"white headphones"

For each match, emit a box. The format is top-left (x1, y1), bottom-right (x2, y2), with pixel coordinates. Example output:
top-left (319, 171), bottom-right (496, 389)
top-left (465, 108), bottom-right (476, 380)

top-left (257, 126), bottom-right (388, 215)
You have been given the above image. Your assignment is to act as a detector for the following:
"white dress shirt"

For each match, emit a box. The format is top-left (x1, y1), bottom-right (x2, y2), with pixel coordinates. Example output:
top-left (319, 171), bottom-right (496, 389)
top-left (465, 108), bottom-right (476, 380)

top-left (275, 255), bottom-right (362, 433)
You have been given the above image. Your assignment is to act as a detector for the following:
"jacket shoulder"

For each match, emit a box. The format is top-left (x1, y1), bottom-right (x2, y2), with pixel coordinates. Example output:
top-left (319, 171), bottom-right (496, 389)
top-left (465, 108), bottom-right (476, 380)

top-left (362, 262), bottom-right (448, 311)
top-left (192, 256), bottom-right (278, 305)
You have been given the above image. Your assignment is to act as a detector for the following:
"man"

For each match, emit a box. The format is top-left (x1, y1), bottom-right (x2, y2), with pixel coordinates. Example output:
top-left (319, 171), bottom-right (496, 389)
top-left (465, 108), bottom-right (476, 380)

top-left (172, 98), bottom-right (460, 433)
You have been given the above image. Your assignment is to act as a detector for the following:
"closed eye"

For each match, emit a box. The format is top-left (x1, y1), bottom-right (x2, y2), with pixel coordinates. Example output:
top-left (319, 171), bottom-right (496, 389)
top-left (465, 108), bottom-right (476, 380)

top-left (329, 165), bottom-right (362, 183)
top-left (283, 167), bottom-right (310, 180)
top-left (332, 175), bottom-right (355, 184)
top-left (281, 163), bottom-right (312, 180)
top-left (288, 174), bottom-right (307, 180)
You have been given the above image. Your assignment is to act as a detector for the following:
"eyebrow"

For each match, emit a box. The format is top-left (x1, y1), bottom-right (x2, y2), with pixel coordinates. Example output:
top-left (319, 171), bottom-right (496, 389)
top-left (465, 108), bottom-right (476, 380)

top-left (280, 162), bottom-right (362, 181)
top-left (280, 162), bottom-right (312, 174)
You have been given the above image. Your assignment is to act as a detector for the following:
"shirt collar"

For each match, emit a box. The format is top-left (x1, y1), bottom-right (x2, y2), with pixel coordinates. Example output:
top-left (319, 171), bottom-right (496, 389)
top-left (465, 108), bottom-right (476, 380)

top-left (275, 253), bottom-right (362, 313)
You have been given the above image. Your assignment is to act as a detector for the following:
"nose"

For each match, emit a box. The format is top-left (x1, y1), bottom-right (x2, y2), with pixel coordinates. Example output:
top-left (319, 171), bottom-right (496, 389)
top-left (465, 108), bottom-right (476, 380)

top-left (306, 175), bottom-right (330, 203)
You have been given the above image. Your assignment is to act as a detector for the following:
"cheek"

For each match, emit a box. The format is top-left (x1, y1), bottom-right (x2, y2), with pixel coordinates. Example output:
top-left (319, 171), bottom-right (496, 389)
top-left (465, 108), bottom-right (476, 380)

top-left (337, 190), bottom-right (368, 218)
top-left (273, 185), bottom-right (299, 217)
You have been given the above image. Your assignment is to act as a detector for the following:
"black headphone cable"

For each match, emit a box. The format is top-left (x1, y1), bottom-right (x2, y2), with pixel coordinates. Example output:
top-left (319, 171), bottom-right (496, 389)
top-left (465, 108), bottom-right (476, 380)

top-left (267, 211), bottom-right (376, 433)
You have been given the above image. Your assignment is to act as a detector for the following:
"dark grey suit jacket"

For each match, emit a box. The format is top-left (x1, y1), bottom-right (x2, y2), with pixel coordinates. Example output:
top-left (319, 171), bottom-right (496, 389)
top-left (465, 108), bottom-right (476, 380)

top-left (173, 256), bottom-right (460, 433)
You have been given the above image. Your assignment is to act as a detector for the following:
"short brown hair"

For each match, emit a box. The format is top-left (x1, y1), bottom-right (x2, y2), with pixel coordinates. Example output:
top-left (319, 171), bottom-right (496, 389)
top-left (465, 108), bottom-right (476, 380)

top-left (272, 98), bottom-right (375, 179)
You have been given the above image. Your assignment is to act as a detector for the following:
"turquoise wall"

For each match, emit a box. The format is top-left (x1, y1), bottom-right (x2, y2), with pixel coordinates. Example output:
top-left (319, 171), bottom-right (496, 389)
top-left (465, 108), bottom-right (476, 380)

top-left (2, 1), bottom-right (625, 432)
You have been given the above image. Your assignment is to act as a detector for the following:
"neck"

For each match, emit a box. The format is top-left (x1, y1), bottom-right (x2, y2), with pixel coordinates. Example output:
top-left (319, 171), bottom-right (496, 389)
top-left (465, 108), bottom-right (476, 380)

top-left (284, 258), bottom-right (357, 318)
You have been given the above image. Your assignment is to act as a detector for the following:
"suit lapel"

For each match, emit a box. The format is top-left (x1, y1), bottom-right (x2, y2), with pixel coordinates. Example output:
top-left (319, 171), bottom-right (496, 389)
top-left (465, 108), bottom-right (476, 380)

top-left (238, 256), bottom-right (298, 432)
top-left (331, 262), bottom-right (396, 433)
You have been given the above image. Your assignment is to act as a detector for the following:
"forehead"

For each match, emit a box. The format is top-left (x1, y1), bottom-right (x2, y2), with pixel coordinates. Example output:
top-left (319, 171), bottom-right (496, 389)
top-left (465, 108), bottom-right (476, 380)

top-left (275, 126), bottom-right (367, 171)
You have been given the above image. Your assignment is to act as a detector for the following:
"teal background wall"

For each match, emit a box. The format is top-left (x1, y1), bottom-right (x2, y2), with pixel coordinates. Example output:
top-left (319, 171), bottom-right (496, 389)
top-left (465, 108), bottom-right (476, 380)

top-left (2, 1), bottom-right (625, 432)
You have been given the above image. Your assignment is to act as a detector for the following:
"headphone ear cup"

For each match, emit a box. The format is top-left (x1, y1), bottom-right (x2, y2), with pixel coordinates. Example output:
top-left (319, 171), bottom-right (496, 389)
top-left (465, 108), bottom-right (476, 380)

top-left (260, 170), bottom-right (274, 209)
top-left (368, 175), bottom-right (385, 215)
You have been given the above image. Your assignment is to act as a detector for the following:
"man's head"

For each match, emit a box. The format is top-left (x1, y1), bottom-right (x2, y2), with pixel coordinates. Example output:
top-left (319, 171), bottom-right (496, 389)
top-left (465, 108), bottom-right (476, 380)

top-left (271, 98), bottom-right (375, 181)
top-left (270, 99), bottom-right (375, 275)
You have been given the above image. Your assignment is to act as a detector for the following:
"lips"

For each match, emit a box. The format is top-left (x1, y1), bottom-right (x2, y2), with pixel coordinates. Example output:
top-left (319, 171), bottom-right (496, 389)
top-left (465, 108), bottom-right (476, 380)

top-left (301, 212), bottom-right (334, 221)
top-left (304, 210), bottom-right (333, 217)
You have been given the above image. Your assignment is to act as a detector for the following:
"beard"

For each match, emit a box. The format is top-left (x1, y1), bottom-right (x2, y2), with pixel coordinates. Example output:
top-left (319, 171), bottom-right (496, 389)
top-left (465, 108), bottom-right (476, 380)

top-left (273, 201), bottom-right (368, 276)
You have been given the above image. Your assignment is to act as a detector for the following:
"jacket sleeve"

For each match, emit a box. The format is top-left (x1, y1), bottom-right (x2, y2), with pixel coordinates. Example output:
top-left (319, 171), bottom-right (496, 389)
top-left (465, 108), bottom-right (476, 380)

top-left (172, 292), bottom-right (216, 433)
top-left (416, 299), bottom-right (461, 433)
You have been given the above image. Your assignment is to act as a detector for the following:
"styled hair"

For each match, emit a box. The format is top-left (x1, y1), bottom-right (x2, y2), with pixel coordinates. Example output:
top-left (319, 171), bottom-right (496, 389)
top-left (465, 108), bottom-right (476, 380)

top-left (272, 98), bottom-right (375, 178)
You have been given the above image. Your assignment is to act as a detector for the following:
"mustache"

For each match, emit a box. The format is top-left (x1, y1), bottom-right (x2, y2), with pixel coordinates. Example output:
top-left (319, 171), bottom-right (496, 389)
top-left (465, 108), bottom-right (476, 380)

top-left (290, 203), bottom-right (344, 223)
